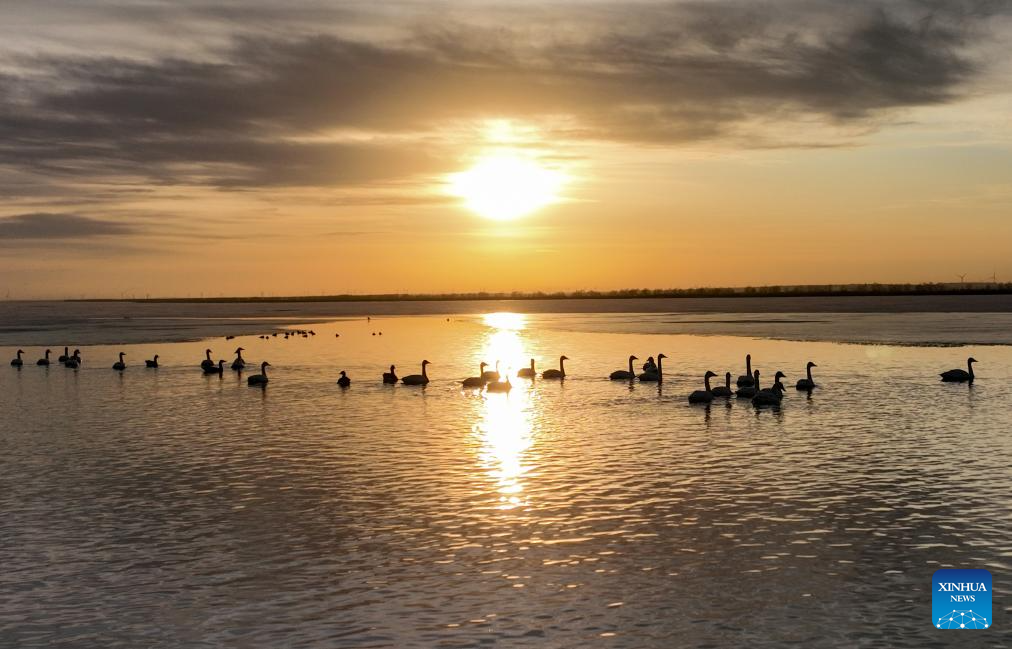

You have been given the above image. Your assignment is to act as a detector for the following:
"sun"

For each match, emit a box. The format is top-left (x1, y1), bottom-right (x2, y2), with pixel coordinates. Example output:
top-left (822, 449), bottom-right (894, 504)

top-left (449, 153), bottom-right (566, 221)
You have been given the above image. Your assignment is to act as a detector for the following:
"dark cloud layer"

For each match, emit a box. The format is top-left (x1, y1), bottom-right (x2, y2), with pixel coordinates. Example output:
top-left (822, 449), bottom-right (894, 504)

top-left (0, 213), bottom-right (135, 239)
top-left (0, 0), bottom-right (1005, 193)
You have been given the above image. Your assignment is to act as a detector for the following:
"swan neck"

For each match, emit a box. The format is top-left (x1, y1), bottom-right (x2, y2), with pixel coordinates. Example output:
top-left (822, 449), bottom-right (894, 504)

top-left (807, 365), bottom-right (813, 381)
top-left (704, 375), bottom-right (711, 391)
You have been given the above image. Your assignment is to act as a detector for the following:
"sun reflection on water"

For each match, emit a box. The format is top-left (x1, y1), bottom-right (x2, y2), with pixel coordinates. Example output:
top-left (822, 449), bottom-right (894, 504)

top-left (472, 313), bottom-right (536, 510)
top-left (474, 391), bottom-right (534, 509)
top-left (475, 312), bottom-right (529, 373)
top-left (481, 312), bottom-right (525, 331)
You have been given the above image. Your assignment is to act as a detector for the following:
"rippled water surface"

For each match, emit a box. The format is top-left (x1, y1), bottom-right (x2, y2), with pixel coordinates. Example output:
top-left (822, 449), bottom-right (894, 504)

top-left (2, 313), bottom-right (1011, 648)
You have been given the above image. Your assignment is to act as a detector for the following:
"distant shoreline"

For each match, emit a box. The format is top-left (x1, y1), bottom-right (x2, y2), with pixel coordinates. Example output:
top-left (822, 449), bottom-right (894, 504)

top-left (68, 282), bottom-right (1012, 304)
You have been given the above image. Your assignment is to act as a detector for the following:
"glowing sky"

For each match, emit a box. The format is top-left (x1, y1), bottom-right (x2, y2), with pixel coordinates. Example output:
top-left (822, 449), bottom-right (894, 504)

top-left (1, 1), bottom-right (1011, 298)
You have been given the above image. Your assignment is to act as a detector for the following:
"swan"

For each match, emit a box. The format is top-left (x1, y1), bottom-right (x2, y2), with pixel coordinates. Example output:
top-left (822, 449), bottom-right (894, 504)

top-left (231, 347), bottom-right (246, 370)
top-left (64, 350), bottom-right (81, 369)
top-left (10, 349), bottom-right (24, 367)
top-left (940, 357), bottom-right (977, 383)
top-left (517, 359), bottom-right (536, 379)
top-left (757, 371), bottom-right (786, 394)
top-left (736, 370), bottom-right (761, 398)
top-left (638, 353), bottom-right (666, 382)
top-left (145, 355), bottom-right (159, 368)
top-left (382, 364), bottom-right (398, 384)
top-left (485, 375), bottom-right (512, 393)
top-left (200, 349), bottom-right (215, 371)
top-left (204, 359), bottom-right (225, 375)
top-left (58, 347), bottom-right (69, 363)
top-left (796, 362), bottom-right (817, 390)
top-left (36, 349), bottom-right (52, 366)
top-left (610, 355), bottom-right (639, 380)
top-left (542, 355), bottom-right (568, 380)
top-left (752, 385), bottom-right (784, 407)
top-left (688, 371), bottom-right (717, 403)
top-left (711, 372), bottom-right (733, 397)
top-left (402, 360), bottom-right (430, 385)
top-left (462, 362), bottom-right (489, 388)
top-left (482, 361), bottom-right (500, 382)
top-left (752, 371), bottom-right (786, 407)
top-left (337, 370), bottom-right (351, 387)
top-left (736, 354), bottom-right (754, 387)
top-left (112, 352), bottom-right (127, 371)
top-left (247, 361), bottom-right (270, 386)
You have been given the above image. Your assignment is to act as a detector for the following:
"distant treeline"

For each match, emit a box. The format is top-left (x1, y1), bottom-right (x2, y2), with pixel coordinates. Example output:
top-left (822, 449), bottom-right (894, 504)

top-left (95, 282), bottom-right (1012, 304)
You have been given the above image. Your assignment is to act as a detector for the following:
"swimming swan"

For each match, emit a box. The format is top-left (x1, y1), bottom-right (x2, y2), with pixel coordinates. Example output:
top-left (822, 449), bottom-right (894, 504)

top-left (638, 353), bottom-right (666, 382)
top-left (337, 370), bottom-right (351, 387)
top-left (10, 350), bottom-right (24, 367)
top-left (462, 362), bottom-right (488, 388)
top-left (610, 355), bottom-right (639, 380)
top-left (752, 371), bottom-right (786, 407)
top-left (200, 349), bottom-right (215, 371)
top-left (64, 350), bottom-right (82, 368)
top-left (542, 355), bottom-right (568, 379)
top-left (231, 347), bottom-right (246, 370)
top-left (382, 365), bottom-right (398, 384)
top-left (482, 361), bottom-right (501, 382)
top-left (204, 359), bottom-right (226, 375)
top-left (711, 372), bottom-right (733, 397)
top-left (736, 354), bottom-right (754, 387)
top-left (145, 355), bottom-right (159, 368)
top-left (485, 375), bottom-right (512, 393)
top-left (736, 370), bottom-right (760, 398)
top-left (247, 361), bottom-right (270, 386)
top-left (517, 359), bottom-right (536, 379)
top-left (402, 360), bottom-right (431, 385)
top-left (37, 349), bottom-right (52, 366)
top-left (940, 357), bottom-right (977, 383)
top-left (112, 352), bottom-right (127, 371)
top-left (688, 371), bottom-right (717, 403)
top-left (796, 362), bottom-right (817, 390)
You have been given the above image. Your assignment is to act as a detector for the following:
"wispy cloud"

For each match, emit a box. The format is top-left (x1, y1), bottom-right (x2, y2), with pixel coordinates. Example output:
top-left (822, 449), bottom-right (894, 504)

top-left (0, 212), bottom-right (136, 240)
top-left (0, 0), bottom-right (1005, 197)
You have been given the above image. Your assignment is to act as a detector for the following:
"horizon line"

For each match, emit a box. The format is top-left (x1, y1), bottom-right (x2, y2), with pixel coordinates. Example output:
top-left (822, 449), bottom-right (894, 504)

top-left (33, 281), bottom-right (1012, 304)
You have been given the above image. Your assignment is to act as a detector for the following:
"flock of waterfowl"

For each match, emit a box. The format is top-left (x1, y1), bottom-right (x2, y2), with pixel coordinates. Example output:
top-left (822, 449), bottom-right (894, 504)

top-left (10, 345), bottom-right (272, 386)
top-left (8, 343), bottom-right (981, 406)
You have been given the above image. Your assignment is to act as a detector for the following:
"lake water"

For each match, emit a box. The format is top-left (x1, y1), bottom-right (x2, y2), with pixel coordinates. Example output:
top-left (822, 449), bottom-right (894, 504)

top-left (2, 305), bottom-right (1011, 647)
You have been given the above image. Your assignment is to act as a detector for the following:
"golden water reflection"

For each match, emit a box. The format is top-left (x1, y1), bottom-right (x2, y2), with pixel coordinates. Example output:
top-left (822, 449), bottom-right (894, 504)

top-left (472, 312), bottom-right (535, 510)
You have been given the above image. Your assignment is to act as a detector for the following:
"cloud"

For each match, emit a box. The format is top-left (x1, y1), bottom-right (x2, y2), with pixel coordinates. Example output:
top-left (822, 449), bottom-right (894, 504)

top-left (0, 212), bottom-right (135, 239)
top-left (0, 0), bottom-right (1006, 193)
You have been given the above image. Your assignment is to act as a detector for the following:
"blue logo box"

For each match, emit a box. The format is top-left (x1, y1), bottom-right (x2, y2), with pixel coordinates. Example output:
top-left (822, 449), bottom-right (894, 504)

top-left (933, 569), bottom-right (991, 629)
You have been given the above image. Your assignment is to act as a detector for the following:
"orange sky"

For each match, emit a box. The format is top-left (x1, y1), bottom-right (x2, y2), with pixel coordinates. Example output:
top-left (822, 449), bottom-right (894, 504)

top-left (1, 1), bottom-right (1010, 298)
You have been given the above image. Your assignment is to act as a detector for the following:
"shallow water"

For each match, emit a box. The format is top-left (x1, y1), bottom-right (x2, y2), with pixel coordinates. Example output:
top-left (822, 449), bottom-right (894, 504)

top-left (3, 295), bottom-right (1012, 346)
top-left (2, 313), bottom-right (1011, 647)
